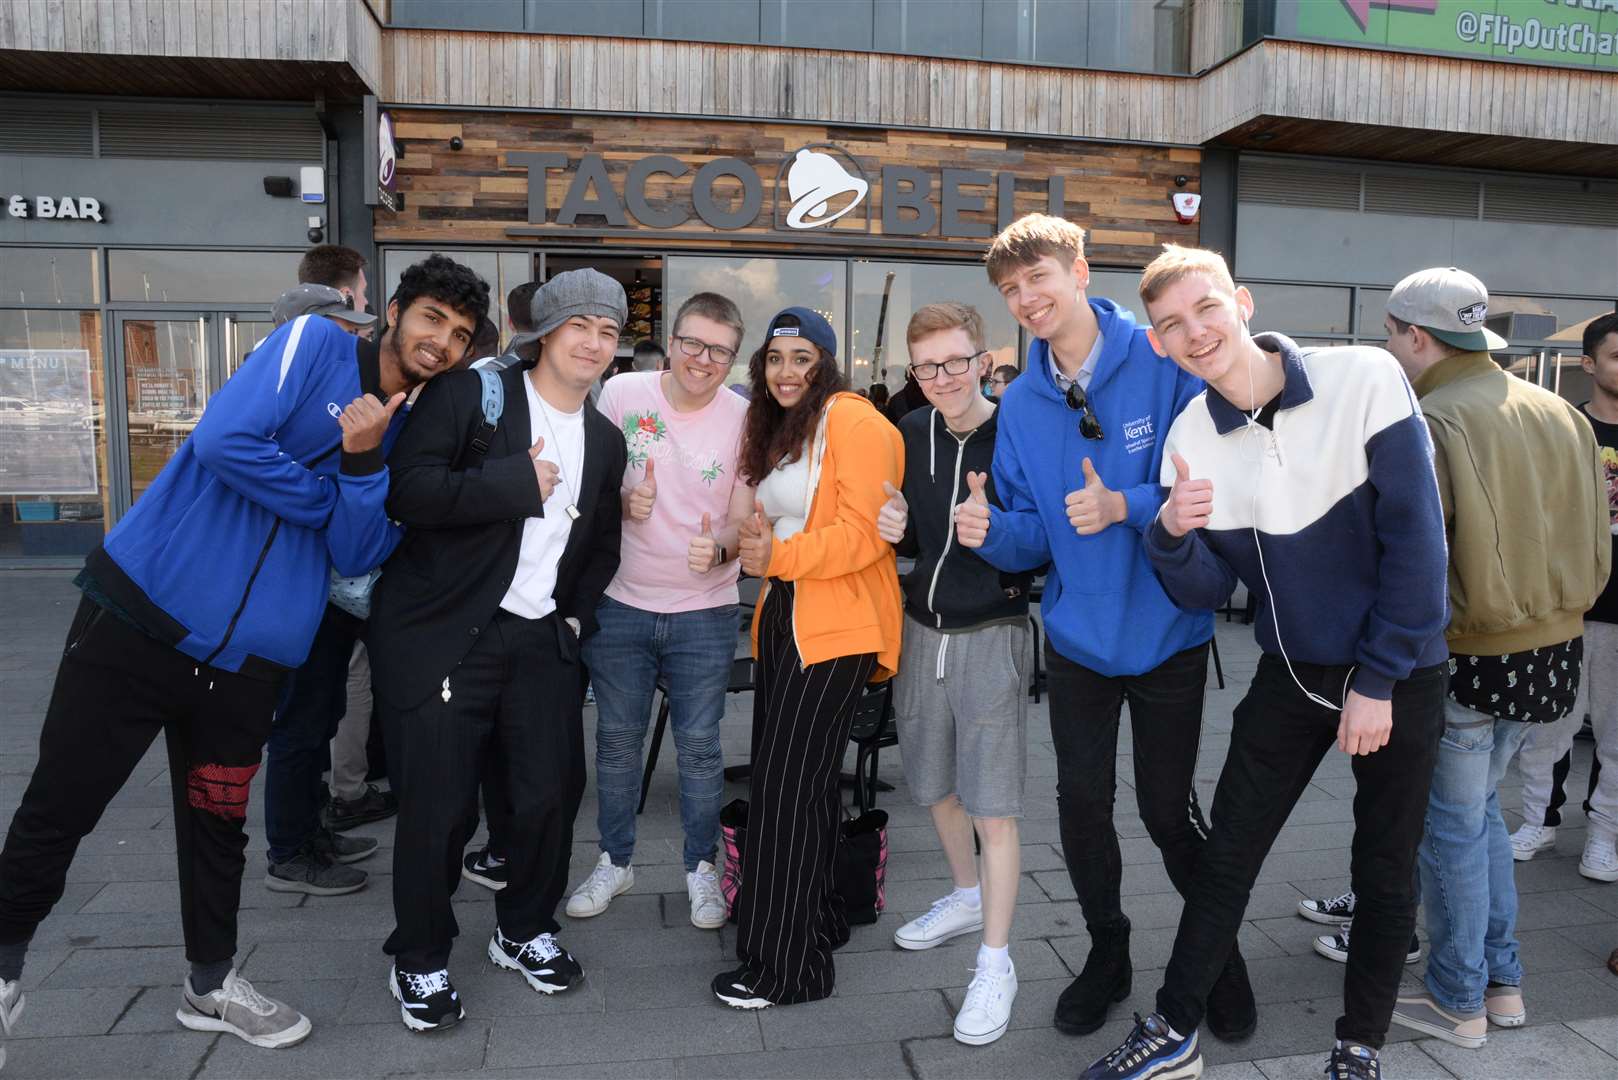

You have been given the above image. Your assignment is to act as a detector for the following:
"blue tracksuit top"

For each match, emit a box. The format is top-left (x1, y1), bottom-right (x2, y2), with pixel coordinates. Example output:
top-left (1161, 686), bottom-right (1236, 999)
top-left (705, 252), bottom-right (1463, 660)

top-left (976, 297), bottom-right (1213, 676)
top-left (93, 315), bottom-right (404, 676)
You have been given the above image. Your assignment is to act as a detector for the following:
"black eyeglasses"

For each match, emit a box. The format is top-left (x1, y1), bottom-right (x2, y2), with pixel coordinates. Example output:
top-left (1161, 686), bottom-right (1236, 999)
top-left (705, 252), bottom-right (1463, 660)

top-left (673, 335), bottom-right (738, 365)
top-left (1065, 383), bottom-right (1104, 440)
top-left (910, 351), bottom-right (985, 381)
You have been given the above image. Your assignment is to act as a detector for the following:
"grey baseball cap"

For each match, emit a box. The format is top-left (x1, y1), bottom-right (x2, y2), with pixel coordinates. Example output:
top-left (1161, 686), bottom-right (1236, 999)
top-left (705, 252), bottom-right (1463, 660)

top-left (271, 283), bottom-right (377, 328)
top-left (1386, 267), bottom-right (1508, 352)
top-left (508, 268), bottom-right (628, 350)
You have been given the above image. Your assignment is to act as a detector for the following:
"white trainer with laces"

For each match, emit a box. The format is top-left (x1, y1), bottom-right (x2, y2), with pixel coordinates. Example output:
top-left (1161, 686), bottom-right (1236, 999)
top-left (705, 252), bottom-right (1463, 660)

top-left (894, 891), bottom-right (984, 950)
top-left (954, 961), bottom-right (1018, 1045)
top-left (687, 861), bottom-right (726, 929)
top-left (1510, 823), bottom-right (1557, 862)
top-left (176, 970), bottom-right (311, 1048)
top-left (1580, 830), bottom-right (1618, 882)
top-left (566, 851), bottom-right (634, 918)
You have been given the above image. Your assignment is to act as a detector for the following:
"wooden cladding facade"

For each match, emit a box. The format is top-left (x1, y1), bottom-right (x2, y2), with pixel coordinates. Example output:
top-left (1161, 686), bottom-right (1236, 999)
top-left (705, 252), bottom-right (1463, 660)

top-left (374, 111), bottom-right (1202, 266)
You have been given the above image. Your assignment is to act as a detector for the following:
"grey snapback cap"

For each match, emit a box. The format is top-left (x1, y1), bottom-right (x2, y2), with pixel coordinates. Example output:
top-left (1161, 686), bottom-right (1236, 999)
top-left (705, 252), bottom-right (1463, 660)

top-left (1386, 267), bottom-right (1507, 352)
top-left (272, 283), bottom-right (377, 328)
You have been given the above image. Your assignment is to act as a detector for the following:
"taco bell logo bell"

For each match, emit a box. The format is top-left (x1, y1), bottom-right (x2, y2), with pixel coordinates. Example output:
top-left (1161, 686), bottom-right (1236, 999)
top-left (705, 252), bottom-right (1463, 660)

top-left (783, 147), bottom-right (869, 230)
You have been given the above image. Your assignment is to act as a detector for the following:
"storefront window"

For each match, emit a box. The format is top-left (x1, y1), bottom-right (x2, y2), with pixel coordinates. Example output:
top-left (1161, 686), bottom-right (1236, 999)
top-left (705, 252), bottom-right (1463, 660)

top-left (0, 309), bottom-right (108, 558)
top-left (0, 248), bottom-right (100, 306)
top-left (664, 256), bottom-right (847, 386)
top-left (122, 316), bottom-right (208, 504)
top-left (1245, 284), bottom-right (1352, 337)
top-left (1088, 270), bottom-right (1149, 324)
top-left (850, 261), bottom-right (1020, 394)
top-left (383, 250), bottom-right (532, 345)
top-left (108, 250), bottom-right (302, 305)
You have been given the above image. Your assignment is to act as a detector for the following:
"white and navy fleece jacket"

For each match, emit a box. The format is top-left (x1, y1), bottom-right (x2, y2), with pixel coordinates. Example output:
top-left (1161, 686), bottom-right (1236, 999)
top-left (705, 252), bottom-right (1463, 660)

top-left (1144, 333), bottom-right (1449, 700)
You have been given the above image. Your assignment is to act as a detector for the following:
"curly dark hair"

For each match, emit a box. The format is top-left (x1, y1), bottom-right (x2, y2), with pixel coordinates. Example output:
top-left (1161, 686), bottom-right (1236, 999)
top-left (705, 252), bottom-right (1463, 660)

top-left (738, 322), bottom-right (847, 486)
top-left (390, 254), bottom-right (491, 326)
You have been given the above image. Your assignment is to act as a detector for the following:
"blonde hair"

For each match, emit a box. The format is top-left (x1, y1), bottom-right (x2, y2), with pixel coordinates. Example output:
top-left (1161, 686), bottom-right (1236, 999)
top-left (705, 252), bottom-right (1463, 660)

top-left (1138, 244), bottom-right (1237, 307)
top-left (906, 302), bottom-right (986, 352)
top-left (985, 213), bottom-right (1087, 286)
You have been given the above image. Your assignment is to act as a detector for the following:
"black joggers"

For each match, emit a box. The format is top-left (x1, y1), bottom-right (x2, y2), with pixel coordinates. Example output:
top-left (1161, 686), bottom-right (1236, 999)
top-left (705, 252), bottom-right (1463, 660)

top-left (0, 597), bottom-right (281, 965)
top-left (380, 608), bottom-right (586, 973)
top-left (1156, 653), bottom-right (1446, 1048)
top-left (733, 581), bottom-right (876, 1004)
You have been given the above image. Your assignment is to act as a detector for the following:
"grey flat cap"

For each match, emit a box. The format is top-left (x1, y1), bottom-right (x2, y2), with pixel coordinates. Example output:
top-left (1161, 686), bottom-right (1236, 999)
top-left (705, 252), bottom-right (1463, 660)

top-left (508, 268), bottom-right (628, 350)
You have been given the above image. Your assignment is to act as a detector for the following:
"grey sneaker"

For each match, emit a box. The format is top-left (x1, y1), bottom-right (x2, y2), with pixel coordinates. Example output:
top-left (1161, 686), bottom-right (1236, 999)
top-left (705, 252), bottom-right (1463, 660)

top-left (312, 825), bottom-right (378, 865)
top-left (265, 844), bottom-right (367, 896)
top-left (1390, 991), bottom-right (1486, 1049)
top-left (176, 970), bottom-right (311, 1048)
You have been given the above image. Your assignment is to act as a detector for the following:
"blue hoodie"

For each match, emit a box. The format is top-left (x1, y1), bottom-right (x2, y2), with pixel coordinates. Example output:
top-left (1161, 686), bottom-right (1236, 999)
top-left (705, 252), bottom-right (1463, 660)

top-left (85, 315), bottom-right (404, 677)
top-left (976, 298), bottom-right (1212, 676)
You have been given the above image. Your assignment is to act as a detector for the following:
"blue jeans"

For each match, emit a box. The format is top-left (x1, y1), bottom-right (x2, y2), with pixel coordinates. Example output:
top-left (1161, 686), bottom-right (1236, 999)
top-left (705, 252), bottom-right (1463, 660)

top-left (581, 596), bottom-right (737, 872)
top-left (1417, 699), bottom-right (1531, 1013)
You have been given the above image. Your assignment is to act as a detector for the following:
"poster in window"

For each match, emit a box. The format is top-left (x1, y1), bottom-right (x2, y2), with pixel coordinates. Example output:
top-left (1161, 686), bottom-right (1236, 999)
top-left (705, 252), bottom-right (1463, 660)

top-left (0, 349), bottom-right (99, 495)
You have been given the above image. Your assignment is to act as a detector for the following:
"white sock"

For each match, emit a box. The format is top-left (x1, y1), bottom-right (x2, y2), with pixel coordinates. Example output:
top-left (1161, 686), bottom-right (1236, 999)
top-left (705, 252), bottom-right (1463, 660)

top-left (977, 943), bottom-right (1011, 974)
top-left (953, 884), bottom-right (982, 907)
top-left (1162, 1019), bottom-right (1185, 1041)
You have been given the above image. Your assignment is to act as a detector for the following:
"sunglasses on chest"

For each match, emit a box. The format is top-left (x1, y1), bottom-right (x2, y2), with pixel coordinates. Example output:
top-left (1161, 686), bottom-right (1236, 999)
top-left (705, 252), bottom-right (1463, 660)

top-left (1065, 383), bottom-right (1104, 440)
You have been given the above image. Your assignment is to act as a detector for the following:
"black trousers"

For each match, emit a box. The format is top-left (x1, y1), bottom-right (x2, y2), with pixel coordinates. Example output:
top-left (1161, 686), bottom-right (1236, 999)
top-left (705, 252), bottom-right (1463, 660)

top-left (1043, 640), bottom-right (1212, 932)
top-left (0, 597), bottom-right (280, 963)
top-left (734, 581), bottom-right (876, 1004)
top-left (1157, 654), bottom-right (1446, 1048)
top-left (380, 608), bottom-right (585, 972)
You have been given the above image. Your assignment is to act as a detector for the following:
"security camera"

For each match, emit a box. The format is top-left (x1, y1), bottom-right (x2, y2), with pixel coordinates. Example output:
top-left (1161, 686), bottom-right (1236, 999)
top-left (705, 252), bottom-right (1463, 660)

top-left (449, 136), bottom-right (463, 151)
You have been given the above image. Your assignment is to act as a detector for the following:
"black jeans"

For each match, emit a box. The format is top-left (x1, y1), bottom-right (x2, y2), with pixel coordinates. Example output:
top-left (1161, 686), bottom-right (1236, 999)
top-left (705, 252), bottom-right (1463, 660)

top-left (380, 608), bottom-right (586, 972)
top-left (264, 604), bottom-right (365, 862)
top-left (1044, 640), bottom-right (1212, 932)
top-left (0, 597), bottom-right (280, 963)
top-left (1157, 653), bottom-right (1446, 1048)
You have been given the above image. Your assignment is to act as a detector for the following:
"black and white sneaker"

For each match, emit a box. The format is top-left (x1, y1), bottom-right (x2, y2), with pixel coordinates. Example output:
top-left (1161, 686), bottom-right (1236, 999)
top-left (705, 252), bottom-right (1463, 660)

top-left (488, 929), bottom-right (583, 994)
top-left (711, 968), bottom-right (772, 1010)
top-left (1297, 890), bottom-right (1356, 924)
top-left (389, 965), bottom-right (463, 1032)
top-left (462, 848), bottom-right (508, 891)
top-left (1312, 925), bottom-right (1421, 965)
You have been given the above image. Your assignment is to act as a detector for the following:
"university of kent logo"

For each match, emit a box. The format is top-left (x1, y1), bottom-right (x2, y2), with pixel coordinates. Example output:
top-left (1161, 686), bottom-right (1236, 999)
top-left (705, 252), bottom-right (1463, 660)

top-left (1123, 414), bottom-right (1155, 455)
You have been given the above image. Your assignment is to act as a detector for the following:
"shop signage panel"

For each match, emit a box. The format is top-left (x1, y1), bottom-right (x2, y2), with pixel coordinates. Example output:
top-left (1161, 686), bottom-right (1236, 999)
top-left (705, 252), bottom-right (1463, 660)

top-left (4, 195), bottom-right (106, 222)
top-left (1280, 0), bottom-right (1618, 69)
top-left (0, 350), bottom-right (99, 496)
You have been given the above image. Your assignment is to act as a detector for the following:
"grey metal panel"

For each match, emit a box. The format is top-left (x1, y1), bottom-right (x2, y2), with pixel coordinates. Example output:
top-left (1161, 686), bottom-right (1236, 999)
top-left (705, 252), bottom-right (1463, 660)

top-left (0, 155), bottom-right (328, 248)
top-left (1363, 174), bottom-right (1478, 219)
top-left (525, 0), bottom-right (643, 34)
top-left (0, 102), bottom-right (93, 157)
top-left (981, 1), bottom-right (1028, 60)
top-left (774, 0), bottom-right (874, 50)
top-left (98, 108), bottom-right (323, 162)
top-left (1234, 204), bottom-right (1618, 298)
top-left (1033, 0), bottom-right (1089, 67)
top-left (393, 0), bottom-right (525, 30)
top-left (651, 0), bottom-right (761, 44)
top-left (873, 0), bottom-right (985, 58)
top-left (1485, 184), bottom-right (1618, 228)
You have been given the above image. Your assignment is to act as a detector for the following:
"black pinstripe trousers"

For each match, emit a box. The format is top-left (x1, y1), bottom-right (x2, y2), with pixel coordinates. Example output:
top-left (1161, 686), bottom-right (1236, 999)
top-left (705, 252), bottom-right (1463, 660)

top-left (733, 580), bottom-right (877, 1004)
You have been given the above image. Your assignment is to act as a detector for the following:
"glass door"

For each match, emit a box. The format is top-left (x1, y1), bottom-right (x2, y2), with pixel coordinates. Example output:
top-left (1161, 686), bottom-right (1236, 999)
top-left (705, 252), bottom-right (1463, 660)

top-left (116, 312), bottom-right (212, 504)
top-left (223, 313), bottom-right (278, 380)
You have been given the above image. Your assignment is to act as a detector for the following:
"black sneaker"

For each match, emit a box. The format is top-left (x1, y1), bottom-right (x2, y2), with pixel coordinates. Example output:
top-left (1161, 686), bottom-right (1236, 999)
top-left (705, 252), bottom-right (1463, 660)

top-left (1298, 890), bottom-right (1356, 924)
top-left (265, 844), bottom-right (366, 896)
top-left (324, 784), bottom-right (397, 831)
top-left (1326, 1040), bottom-right (1381, 1079)
top-left (312, 825), bottom-right (378, 865)
top-left (711, 967), bottom-right (772, 1010)
top-left (462, 848), bottom-right (508, 891)
top-left (1312, 925), bottom-right (1420, 965)
top-left (389, 965), bottom-right (463, 1032)
top-left (488, 929), bottom-right (582, 994)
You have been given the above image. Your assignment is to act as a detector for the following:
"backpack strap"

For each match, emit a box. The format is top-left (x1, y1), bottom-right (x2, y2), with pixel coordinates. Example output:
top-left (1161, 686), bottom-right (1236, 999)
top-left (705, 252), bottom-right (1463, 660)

top-left (468, 367), bottom-right (504, 463)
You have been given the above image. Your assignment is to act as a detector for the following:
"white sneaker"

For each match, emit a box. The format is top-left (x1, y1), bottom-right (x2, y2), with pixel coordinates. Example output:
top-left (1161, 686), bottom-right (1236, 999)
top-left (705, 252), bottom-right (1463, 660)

top-left (176, 970), bottom-right (311, 1048)
top-left (1510, 823), bottom-right (1557, 862)
top-left (565, 851), bottom-right (634, 918)
top-left (687, 861), bottom-right (726, 930)
top-left (954, 961), bottom-right (1017, 1045)
top-left (1579, 830), bottom-right (1618, 882)
top-left (0, 977), bottom-right (22, 1036)
top-left (894, 891), bottom-right (984, 950)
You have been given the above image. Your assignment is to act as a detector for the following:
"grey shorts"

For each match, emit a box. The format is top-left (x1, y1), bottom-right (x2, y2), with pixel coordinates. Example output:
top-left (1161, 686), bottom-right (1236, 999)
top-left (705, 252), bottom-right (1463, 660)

top-left (892, 615), bottom-right (1030, 819)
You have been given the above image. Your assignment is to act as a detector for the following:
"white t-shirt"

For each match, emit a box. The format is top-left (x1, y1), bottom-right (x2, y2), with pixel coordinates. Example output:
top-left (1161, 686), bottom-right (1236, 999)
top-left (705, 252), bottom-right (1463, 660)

top-left (498, 373), bottom-right (587, 620)
top-left (757, 445), bottom-right (812, 541)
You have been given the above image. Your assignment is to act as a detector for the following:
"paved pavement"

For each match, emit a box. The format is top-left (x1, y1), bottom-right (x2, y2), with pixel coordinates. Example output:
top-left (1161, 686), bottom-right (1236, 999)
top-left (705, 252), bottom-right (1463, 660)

top-left (1, 569), bottom-right (1615, 1079)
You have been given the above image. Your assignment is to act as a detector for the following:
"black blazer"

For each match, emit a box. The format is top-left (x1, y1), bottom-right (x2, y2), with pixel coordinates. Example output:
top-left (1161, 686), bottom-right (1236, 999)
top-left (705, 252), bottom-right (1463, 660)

top-left (368, 361), bottom-right (626, 710)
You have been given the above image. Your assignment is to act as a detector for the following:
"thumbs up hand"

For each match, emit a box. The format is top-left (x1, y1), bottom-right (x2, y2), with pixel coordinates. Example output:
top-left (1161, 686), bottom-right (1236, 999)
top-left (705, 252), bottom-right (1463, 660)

top-left (529, 436), bottom-right (559, 501)
top-left (1065, 456), bottom-right (1125, 536)
top-left (738, 498), bottom-right (772, 578)
top-left (1160, 453), bottom-right (1214, 538)
top-left (628, 456), bottom-right (657, 521)
top-left (876, 481), bottom-right (908, 545)
top-left (688, 512), bottom-right (723, 575)
top-left (953, 470), bottom-right (992, 549)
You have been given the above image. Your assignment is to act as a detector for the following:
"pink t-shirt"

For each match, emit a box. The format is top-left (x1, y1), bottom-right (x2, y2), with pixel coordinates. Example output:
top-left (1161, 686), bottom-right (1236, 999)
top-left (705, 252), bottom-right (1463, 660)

top-left (597, 372), bottom-right (750, 614)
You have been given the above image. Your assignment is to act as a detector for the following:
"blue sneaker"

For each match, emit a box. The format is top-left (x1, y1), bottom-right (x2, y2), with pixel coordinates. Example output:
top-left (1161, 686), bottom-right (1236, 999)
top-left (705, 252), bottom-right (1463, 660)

top-left (1080, 1012), bottom-right (1201, 1080)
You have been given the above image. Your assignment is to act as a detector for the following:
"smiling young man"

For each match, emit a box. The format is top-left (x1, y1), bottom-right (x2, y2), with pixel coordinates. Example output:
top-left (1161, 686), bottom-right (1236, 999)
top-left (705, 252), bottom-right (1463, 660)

top-left (1079, 245), bottom-right (1449, 1080)
top-left (0, 257), bottom-right (483, 1056)
top-left (874, 302), bottom-right (1033, 1045)
top-left (560, 292), bottom-right (753, 930)
top-left (959, 214), bottom-right (1253, 1041)
top-left (367, 269), bottom-right (627, 1031)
